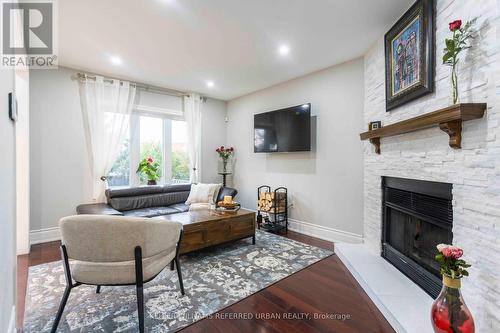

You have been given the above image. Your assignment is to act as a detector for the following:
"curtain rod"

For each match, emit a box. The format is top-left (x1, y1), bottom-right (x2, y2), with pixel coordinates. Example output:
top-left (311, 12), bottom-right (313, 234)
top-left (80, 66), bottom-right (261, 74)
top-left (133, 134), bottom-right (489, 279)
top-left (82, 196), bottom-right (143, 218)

top-left (74, 72), bottom-right (194, 98)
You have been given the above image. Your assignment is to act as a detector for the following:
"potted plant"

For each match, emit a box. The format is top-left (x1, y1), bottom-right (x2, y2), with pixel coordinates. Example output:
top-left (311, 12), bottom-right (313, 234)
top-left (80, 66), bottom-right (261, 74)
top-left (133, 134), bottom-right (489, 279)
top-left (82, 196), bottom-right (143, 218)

top-left (216, 146), bottom-right (234, 174)
top-left (431, 244), bottom-right (474, 333)
top-left (136, 156), bottom-right (160, 185)
top-left (442, 18), bottom-right (477, 104)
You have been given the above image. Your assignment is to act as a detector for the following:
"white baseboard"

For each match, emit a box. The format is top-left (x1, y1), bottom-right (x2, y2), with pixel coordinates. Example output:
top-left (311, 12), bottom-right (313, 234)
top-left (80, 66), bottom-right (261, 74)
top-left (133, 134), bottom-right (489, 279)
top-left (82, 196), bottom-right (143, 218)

top-left (30, 226), bottom-right (61, 245)
top-left (287, 218), bottom-right (363, 244)
top-left (243, 207), bottom-right (363, 244)
top-left (8, 306), bottom-right (15, 333)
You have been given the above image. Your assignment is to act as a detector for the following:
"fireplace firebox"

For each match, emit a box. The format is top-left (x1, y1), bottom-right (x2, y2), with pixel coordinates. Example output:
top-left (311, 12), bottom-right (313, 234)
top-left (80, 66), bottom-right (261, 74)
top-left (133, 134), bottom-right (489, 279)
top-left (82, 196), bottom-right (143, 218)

top-left (381, 177), bottom-right (453, 298)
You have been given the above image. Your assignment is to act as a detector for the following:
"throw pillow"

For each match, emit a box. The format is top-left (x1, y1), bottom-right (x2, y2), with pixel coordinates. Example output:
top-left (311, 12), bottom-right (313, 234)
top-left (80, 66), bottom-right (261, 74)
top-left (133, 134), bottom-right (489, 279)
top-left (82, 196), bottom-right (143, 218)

top-left (185, 183), bottom-right (222, 205)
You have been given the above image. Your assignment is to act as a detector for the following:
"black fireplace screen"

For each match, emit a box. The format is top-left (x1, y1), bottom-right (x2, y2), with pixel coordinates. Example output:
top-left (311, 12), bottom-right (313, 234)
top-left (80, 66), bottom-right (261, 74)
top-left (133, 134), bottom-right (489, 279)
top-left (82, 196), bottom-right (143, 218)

top-left (382, 177), bottom-right (453, 298)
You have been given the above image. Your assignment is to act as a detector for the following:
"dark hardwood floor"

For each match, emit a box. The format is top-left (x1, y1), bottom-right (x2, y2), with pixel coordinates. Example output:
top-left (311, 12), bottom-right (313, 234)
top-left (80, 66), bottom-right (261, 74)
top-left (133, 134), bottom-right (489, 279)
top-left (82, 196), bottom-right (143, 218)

top-left (17, 231), bottom-right (395, 333)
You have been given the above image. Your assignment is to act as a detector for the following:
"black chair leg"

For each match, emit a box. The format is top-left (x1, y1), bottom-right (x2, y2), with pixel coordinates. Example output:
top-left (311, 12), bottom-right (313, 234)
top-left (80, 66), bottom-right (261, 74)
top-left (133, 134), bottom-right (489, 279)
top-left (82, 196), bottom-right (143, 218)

top-left (136, 284), bottom-right (144, 333)
top-left (175, 258), bottom-right (185, 296)
top-left (170, 260), bottom-right (175, 271)
top-left (135, 246), bottom-right (145, 333)
top-left (96, 285), bottom-right (101, 294)
top-left (51, 286), bottom-right (72, 333)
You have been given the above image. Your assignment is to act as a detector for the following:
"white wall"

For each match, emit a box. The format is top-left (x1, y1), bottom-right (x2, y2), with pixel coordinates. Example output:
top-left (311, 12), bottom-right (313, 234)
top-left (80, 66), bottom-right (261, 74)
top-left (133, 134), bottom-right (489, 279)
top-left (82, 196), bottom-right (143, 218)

top-left (29, 67), bottom-right (227, 238)
top-left (363, 1), bottom-right (500, 331)
top-left (201, 98), bottom-right (227, 183)
top-left (0, 67), bottom-right (16, 332)
top-left (29, 67), bottom-right (92, 239)
top-left (226, 58), bottom-right (364, 242)
top-left (15, 69), bottom-right (30, 255)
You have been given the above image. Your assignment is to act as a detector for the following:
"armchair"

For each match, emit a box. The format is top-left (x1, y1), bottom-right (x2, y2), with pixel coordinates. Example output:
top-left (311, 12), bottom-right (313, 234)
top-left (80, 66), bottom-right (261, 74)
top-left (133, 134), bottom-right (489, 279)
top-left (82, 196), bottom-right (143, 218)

top-left (51, 215), bottom-right (184, 333)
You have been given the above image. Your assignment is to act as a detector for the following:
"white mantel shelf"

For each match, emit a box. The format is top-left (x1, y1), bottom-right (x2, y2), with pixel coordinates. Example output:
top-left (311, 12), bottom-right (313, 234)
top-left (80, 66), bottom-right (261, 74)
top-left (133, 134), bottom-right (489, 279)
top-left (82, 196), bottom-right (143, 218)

top-left (335, 243), bottom-right (434, 333)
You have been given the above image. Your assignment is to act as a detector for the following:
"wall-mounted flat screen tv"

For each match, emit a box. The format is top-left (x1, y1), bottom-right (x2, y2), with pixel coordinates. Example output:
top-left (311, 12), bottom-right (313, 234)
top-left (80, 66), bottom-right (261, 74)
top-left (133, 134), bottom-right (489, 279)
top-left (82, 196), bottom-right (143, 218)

top-left (254, 103), bottom-right (311, 153)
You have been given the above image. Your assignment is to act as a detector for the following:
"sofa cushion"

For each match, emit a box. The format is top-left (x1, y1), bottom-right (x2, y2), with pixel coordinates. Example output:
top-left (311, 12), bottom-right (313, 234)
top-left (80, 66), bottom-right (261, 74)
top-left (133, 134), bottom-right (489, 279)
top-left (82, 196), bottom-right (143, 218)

top-left (122, 206), bottom-right (181, 218)
top-left (76, 203), bottom-right (123, 215)
top-left (163, 184), bottom-right (192, 193)
top-left (105, 185), bottom-right (165, 200)
top-left (169, 203), bottom-right (189, 213)
top-left (105, 184), bottom-right (191, 200)
top-left (109, 191), bottom-right (190, 211)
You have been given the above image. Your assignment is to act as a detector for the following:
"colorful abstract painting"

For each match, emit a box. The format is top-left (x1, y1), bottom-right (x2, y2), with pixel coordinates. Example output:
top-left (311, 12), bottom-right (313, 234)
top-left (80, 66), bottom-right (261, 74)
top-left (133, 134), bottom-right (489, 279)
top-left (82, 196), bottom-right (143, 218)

top-left (391, 16), bottom-right (421, 96)
top-left (384, 0), bottom-right (434, 111)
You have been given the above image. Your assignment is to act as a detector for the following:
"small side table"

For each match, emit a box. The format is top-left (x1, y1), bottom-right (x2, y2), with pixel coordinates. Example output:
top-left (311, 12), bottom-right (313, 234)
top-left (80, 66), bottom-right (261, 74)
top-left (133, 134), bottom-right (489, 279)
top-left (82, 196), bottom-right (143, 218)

top-left (218, 172), bottom-right (232, 187)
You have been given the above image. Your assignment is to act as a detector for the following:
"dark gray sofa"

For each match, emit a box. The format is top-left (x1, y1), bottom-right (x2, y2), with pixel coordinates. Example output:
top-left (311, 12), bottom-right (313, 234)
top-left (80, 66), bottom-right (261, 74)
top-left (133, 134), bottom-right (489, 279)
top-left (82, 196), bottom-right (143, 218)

top-left (76, 184), bottom-right (237, 218)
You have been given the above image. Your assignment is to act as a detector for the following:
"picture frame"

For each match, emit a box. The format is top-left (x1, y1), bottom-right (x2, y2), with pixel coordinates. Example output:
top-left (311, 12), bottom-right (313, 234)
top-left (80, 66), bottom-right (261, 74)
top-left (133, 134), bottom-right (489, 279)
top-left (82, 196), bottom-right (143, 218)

top-left (369, 121), bottom-right (382, 131)
top-left (385, 0), bottom-right (435, 111)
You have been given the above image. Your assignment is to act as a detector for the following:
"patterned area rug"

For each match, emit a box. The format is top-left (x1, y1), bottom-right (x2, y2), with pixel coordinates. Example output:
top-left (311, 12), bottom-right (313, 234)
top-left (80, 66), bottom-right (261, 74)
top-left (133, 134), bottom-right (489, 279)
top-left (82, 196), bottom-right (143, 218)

top-left (24, 230), bottom-right (332, 332)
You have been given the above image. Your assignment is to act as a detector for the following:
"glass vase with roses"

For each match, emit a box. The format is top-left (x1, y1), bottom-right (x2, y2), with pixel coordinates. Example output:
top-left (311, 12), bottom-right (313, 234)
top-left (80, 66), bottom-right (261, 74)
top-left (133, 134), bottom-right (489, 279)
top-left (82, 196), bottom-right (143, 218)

top-left (431, 244), bottom-right (474, 333)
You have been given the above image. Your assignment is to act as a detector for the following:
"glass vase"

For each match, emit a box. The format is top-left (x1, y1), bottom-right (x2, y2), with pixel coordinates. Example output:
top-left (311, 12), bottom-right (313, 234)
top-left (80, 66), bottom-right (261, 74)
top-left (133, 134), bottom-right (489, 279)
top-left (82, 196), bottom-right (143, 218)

top-left (218, 157), bottom-right (233, 174)
top-left (431, 275), bottom-right (474, 333)
top-left (451, 64), bottom-right (459, 105)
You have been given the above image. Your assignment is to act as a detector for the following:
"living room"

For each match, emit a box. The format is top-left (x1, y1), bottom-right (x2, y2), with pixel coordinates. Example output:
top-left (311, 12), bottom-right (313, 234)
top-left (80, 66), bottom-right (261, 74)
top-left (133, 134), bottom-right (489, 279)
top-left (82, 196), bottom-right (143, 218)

top-left (1, 0), bottom-right (499, 332)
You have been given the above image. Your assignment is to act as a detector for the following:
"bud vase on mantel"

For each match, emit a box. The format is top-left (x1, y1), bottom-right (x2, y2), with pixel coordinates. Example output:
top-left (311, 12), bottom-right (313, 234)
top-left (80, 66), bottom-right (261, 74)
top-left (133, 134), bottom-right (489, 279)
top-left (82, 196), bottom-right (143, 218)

top-left (451, 64), bottom-right (459, 105)
top-left (431, 275), bottom-right (475, 333)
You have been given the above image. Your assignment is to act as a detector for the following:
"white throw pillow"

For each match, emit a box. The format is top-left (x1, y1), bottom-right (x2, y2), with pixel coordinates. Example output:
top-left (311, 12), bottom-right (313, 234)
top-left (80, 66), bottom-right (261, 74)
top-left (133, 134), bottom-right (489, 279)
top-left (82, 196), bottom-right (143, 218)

top-left (185, 183), bottom-right (222, 205)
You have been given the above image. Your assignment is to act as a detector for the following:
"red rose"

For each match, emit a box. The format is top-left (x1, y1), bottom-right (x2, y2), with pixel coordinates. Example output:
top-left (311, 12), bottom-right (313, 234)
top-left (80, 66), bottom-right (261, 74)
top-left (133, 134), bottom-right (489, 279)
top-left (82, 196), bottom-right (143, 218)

top-left (220, 146), bottom-right (224, 150)
top-left (230, 147), bottom-right (234, 151)
top-left (147, 157), bottom-right (153, 164)
top-left (449, 20), bottom-right (462, 32)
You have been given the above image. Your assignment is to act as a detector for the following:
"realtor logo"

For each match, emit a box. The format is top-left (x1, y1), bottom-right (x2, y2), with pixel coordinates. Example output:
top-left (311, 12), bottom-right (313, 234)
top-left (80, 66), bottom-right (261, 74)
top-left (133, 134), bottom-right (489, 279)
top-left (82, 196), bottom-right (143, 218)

top-left (1, 0), bottom-right (58, 68)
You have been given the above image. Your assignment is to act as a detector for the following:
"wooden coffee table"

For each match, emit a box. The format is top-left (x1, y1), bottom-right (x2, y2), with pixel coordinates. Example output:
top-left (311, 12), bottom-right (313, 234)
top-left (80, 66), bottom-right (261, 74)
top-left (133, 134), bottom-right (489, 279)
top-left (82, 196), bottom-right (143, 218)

top-left (154, 209), bottom-right (256, 254)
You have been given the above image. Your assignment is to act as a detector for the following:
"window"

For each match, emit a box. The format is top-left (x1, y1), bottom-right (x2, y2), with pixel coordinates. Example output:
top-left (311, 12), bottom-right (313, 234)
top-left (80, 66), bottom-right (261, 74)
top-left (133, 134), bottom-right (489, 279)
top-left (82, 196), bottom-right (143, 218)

top-left (108, 114), bottom-right (190, 186)
top-left (139, 115), bottom-right (164, 184)
top-left (107, 137), bottom-right (130, 187)
top-left (171, 120), bottom-right (189, 183)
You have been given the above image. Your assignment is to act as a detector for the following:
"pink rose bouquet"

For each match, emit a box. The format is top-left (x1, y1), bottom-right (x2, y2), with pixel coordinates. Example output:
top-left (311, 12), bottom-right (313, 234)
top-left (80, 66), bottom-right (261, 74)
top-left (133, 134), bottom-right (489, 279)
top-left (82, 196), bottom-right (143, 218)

top-left (435, 244), bottom-right (471, 279)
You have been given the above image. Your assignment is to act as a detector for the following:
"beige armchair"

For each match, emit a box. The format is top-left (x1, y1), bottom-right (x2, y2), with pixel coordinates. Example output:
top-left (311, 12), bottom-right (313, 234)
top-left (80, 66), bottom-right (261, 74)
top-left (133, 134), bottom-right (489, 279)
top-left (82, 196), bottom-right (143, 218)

top-left (51, 215), bottom-right (184, 333)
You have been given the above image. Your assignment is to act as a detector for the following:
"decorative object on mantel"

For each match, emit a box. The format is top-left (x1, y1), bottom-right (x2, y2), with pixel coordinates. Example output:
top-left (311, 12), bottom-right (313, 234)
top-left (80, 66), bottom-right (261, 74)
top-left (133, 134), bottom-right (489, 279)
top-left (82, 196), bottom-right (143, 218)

top-left (360, 103), bottom-right (486, 154)
top-left (216, 146), bottom-right (234, 186)
top-left (369, 121), bottom-right (382, 131)
top-left (431, 244), bottom-right (475, 333)
top-left (443, 18), bottom-right (477, 105)
top-left (384, 0), bottom-right (435, 111)
top-left (136, 156), bottom-right (160, 185)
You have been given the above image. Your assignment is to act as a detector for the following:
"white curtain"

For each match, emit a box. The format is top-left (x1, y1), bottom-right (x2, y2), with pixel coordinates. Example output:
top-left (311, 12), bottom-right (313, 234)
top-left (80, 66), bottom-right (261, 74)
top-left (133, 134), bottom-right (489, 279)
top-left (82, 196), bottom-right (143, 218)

top-left (184, 93), bottom-right (202, 183)
top-left (79, 75), bottom-right (136, 202)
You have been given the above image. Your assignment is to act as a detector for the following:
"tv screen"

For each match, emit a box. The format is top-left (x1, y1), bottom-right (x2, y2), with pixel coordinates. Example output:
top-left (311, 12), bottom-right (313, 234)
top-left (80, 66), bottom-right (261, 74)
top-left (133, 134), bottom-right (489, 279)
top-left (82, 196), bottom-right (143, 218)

top-left (254, 103), bottom-right (311, 153)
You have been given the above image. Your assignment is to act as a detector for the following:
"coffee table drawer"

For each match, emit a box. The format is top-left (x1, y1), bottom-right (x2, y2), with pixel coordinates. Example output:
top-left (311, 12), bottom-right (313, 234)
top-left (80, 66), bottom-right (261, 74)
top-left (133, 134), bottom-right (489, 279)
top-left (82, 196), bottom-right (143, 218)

top-left (181, 229), bottom-right (206, 253)
top-left (229, 215), bottom-right (255, 238)
top-left (206, 221), bottom-right (231, 243)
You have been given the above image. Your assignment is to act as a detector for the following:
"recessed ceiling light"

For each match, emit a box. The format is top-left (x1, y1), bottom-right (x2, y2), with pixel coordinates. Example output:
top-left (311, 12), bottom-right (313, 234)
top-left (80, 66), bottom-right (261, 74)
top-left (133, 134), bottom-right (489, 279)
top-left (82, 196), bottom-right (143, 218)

top-left (206, 80), bottom-right (215, 88)
top-left (278, 45), bottom-right (290, 56)
top-left (110, 56), bottom-right (122, 65)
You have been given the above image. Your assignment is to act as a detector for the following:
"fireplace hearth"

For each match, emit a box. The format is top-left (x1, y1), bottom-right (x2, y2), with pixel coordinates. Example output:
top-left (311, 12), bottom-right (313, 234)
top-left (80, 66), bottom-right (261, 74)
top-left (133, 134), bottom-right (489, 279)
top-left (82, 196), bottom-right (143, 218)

top-left (381, 177), bottom-right (453, 298)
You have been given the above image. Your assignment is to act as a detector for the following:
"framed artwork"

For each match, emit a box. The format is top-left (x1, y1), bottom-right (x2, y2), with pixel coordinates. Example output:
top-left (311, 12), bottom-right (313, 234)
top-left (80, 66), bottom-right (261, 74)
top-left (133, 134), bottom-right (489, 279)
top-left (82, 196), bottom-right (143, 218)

top-left (385, 0), bottom-right (435, 111)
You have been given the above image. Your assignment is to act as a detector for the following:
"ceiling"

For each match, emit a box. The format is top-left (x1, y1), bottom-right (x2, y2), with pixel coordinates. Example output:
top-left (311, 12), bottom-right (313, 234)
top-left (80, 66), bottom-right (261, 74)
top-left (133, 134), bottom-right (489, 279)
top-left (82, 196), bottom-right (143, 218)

top-left (59, 0), bottom-right (412, 100)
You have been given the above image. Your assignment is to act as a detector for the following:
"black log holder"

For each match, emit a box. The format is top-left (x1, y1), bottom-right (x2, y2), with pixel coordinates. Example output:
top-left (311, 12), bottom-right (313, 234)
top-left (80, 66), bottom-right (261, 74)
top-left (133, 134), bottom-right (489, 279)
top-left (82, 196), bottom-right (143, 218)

top-left (257, 185), bottom-right (288, 234)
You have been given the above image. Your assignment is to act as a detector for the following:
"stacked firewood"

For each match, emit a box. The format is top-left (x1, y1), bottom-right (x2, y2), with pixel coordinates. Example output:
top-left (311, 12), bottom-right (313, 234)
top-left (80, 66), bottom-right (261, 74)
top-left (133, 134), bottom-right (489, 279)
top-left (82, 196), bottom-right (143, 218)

top-left (257, 191), bottom-right (286, 213)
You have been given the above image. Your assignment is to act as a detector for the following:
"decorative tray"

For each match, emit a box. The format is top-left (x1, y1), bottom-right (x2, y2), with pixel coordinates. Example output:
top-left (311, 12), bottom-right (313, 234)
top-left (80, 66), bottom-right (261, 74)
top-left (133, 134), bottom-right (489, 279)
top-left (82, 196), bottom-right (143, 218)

top-left (216, 201), bottom-right (241, 212)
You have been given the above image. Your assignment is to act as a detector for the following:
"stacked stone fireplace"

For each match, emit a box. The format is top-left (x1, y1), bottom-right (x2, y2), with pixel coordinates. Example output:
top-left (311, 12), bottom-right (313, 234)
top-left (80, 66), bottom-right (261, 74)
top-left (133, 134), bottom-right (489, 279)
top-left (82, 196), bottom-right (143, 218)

top-left (363, 1), bottom-right (500, 331)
